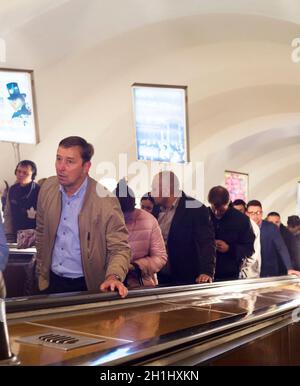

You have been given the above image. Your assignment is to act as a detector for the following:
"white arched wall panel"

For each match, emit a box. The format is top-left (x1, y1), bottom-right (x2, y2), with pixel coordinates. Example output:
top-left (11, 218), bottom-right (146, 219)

top-left (20, 15), bottom-right (300, 136)
top-left (212, 127), bottom-right (300, 168)
top-left (0, 7), bottom-right (298, 220)
top-left (282, 201), bottom-right (299, 222)
top-left (262, 177), bottom-right (299, 221)
top-left (24, 46), bottom-right (300, 172)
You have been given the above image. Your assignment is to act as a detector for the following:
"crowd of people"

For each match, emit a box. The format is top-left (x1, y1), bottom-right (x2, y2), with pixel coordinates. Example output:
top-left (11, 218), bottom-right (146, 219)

top-left (1, 135), bottom-right (300, 299)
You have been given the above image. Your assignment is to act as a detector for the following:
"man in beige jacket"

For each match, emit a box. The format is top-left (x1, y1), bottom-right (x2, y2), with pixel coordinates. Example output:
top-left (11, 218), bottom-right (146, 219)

top-left (36, 136), bottom-right (130, 298)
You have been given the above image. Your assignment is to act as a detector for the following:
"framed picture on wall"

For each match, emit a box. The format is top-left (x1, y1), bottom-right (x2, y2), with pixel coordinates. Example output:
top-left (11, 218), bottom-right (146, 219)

top-left (224, 170), bottom-right (249, 203)
top-left (132, 83), bottom-right (189, 163)
top-left (0, 68), bottom-right (39, 144)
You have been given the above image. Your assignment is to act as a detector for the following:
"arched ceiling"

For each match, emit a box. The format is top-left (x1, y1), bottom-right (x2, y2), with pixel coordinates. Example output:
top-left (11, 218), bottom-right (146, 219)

top-left (0, 0), bottom-right (299, 220)
top-left (1, 0), bottom-right (300, 69)
top-left (2, 0), bottom-right (300, 37)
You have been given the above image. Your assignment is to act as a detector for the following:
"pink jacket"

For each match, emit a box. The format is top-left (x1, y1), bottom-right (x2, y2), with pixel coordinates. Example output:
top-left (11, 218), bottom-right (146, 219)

top-left (124, 209), bottom-right (167, 288)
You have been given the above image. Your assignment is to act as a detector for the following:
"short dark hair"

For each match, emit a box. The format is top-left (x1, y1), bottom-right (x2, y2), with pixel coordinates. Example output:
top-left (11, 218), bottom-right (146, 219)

top-left (141, 192), bottom-right (155, 205)
top-left (208, 186), bottom-right (230, 207)
top-left (247, 200), bottom-right (262, 209)
top-left (114, 179), bottom-right (136, 213)
top-left (287, 215), bottom-right (300, 227)
top-left (59, 136), bottom-right (94, 163)
top-left (15, 160), bottom-right (37, 180)
top-left (267, 211), bottom-right (280, 218)
top-left (232, 199), bottom-right (246, 208)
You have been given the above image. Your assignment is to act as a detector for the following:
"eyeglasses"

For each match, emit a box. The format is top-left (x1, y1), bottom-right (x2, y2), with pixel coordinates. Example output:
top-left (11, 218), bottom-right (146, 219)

top-left (247, 210), bottom-right (262, 216)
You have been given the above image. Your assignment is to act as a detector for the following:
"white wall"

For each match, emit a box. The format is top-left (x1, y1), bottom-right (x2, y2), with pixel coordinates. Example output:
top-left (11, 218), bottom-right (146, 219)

top-left (1, 0), bottom-right (300, 222)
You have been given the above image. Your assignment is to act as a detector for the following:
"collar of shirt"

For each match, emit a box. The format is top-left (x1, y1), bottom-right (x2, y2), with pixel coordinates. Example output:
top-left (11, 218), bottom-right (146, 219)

top-left (159, 195), bottom-right (181, 213)
top-left (52, 177), bottom-right (88, 278)
top-left (59, 177), bottom-right (88, 201)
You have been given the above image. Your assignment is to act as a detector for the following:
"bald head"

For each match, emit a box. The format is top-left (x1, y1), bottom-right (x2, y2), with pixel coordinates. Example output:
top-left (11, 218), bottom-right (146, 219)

top-left (151, 171), bottom-right (181, 207)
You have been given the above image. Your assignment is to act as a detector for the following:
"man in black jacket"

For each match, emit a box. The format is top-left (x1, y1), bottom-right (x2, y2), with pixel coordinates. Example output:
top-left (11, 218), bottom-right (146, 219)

top-left (266, 212), bottom-right (300, 271)
top-left (247, 201), bottom-right (300, 277)
top-left (151, 171), bottom-right (216, 285)
top-left (208, 186), bottom-right (255, 281)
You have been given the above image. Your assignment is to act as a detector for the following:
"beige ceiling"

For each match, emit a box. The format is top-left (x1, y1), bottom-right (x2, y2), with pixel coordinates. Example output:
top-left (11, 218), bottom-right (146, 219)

top-left (0, 0), bottom-right (299, 219)
top-left (1, 0), bottom-right (300, 68)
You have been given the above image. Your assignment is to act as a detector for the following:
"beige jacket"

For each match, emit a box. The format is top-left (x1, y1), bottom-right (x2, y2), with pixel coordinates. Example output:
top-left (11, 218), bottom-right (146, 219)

top-left (36, 176), bottom-right (131, 291)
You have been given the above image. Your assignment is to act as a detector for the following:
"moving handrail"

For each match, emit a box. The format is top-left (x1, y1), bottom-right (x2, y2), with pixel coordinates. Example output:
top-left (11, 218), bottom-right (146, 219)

top-left (6, 276), bottom-right (300, 316)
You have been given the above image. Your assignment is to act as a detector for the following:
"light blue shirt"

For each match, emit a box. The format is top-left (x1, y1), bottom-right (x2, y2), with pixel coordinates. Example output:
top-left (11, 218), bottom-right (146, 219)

top-left (51, 178), bottom-right (88, 278)
top-left (0, 218), bottom-right (9, 272)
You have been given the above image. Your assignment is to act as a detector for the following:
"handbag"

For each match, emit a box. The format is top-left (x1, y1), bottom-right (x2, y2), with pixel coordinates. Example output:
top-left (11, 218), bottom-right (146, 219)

top-left (16, 229), bottom-right (36, 249)
top-left (125, 263), bottom-right (157, 289)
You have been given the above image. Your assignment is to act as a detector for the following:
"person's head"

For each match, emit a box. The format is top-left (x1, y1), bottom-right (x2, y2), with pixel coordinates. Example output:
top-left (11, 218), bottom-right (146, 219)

top-left (232, 199), bottom-right (247, 214)
top-left (15, 160), bottom-right (37, 186)
top-left (246, 200), bottom-right (263, 226)
top-left (114, 179), bottom-right (135, 213)
top-left (287, 215), bottom-right (300, 235)
top-left (266, 211), bottom-right (281, 228)
top-left (208, 186), bottom-right (230, 219)
top-left (151, 171), bottom-right (180, 207)
top-left (56, 136), bottom-right (94, 192)
top-left (140, 192), bottom-right (155, 213)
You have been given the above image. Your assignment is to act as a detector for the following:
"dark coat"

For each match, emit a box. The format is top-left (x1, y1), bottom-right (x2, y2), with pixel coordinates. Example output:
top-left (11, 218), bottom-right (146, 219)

top-left (209, 207), bottom-right (255, 281)
top-left (260, 220), bottom-right (292, 277)
top-left (4, 181), bottom-right (40, 241)
top-left (153, 192), bottom-right (216, 285)
top-left (280, 224), bottom-right (300, 270)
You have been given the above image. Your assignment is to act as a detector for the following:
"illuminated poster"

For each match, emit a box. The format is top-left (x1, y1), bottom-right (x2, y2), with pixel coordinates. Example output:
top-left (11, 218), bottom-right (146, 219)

top-left (224, 170), bottom-right (249, 202)
top-left (132, 84), bottom-right (189, 163)
top-left (0, 69), bottom-right (38, 144)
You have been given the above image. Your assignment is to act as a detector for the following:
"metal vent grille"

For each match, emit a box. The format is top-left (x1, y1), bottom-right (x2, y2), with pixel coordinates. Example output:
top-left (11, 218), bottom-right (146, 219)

top-left (17, 331), bottom-right (105, 351)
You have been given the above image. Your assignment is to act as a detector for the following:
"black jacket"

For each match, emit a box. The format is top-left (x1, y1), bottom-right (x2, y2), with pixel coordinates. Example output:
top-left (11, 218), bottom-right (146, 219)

top-left (153, 192), bottom-right (216, 285)
top-left (5, 181), bottom-right (40, 240)
top-left (280, 224), bottom-right (300, 270)
top-left (209, 207), bottom-right (255, 281)
top-left (260, 221), bottom-right (292, 277)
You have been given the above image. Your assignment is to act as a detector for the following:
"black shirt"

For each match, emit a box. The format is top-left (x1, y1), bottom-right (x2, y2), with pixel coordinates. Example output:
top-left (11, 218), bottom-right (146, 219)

top-left (210, 207), bottom-right (255, 281)
top-left (8, 181), bottom-right (40, 236)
